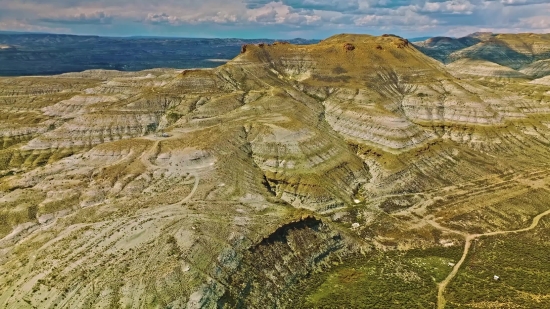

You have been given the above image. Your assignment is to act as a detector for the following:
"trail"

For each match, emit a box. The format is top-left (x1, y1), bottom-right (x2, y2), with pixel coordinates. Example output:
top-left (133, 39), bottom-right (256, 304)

top-left (137, 132), bottom-right (210, 206)
top-left (139, 140), bottom-right (160, 169)
top-left (179, 175), bottom-right (199, 204)
top-left (139, 140), bottom-right (200, 205)
top-left (437, 208), bottom-right (550, 309)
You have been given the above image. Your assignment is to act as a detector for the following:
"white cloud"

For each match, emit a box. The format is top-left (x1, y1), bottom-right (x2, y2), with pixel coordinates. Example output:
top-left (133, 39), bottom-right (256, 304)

top-left (40, 11), bottom-right (113, 24)
top-left (0, 0), bottom-right (548, 38)
top-left (516, 16), bottom-right (550, 30)
top-left (422, 1), bottom-right (475, 14)
top-left (0, 19), bottom-right (69, 32)
top-left (246, 2), bottom-right (321, 26)
top-left (145, 13), bottom-right (181, 25)
top-left (500, 0), bottom-right (549, 6)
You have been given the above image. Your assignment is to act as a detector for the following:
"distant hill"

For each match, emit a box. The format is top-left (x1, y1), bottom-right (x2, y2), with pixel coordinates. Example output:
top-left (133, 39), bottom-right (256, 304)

top-left (413, 36), bottom-right (480, 62)
top-left (0, 33), bottom-right (318, 76)
top-left (408, 36), bottom-right (433, 42)
top-left (414, 32), bottom-right (550, 78)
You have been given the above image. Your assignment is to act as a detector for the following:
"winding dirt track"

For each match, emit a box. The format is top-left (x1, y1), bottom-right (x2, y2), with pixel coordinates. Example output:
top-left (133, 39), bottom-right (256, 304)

top-left (437, 208), bottom-right (550, 309)
top-left (138, 136), bottom-right (201, 205)
top-left (179, 175), bottom-right (199, 204)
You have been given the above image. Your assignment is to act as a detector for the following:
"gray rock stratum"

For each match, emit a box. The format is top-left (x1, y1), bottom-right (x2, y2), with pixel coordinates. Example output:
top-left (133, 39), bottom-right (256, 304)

top-left (1, 33), bottom-right (550, 308)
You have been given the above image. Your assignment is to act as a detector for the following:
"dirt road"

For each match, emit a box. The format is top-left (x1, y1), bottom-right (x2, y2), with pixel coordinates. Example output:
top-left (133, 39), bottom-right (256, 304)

top-left (437, 208), bottom-right (550, 308)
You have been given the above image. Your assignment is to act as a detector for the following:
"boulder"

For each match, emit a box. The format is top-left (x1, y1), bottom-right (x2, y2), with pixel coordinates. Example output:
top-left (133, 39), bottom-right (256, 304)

top-left (344, 43), bottom-right (355, 51)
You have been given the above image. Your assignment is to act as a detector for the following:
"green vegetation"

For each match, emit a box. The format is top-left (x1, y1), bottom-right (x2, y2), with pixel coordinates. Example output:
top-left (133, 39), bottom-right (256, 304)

top-left (446, 218), bottom-right (550, 308)
top-left (166, 111), bottom-right (183, 124)
top-left (292, 246), bottom-right (462, 308)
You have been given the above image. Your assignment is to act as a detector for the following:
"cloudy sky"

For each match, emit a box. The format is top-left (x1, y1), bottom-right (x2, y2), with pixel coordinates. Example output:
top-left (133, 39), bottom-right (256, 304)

top-left (0, 0), bottom-right (549, 39)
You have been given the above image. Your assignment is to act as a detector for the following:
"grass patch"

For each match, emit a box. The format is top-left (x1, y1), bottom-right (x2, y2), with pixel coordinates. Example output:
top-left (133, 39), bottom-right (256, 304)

top-left (290, 246), bottom-right (462, 308)
top-left (447, 217), bottom-right (550, 308)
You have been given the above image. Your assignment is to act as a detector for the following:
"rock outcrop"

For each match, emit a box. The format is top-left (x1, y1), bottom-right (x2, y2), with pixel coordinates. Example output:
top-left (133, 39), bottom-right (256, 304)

top-left (343, 43), bottom-right (355, 51)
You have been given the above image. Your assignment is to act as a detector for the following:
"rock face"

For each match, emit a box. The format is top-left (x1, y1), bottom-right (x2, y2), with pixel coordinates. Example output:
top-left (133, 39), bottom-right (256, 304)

top-left (394, 38), bottom-right (409, 48)
top-left (216, 216), bottom-right (349, 308)
top-left (1, 33), bottom-right (550, 309)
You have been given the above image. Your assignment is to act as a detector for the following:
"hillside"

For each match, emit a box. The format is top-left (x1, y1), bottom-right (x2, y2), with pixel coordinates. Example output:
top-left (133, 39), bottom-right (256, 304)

top-left (415, 32), bottom-right (550, 80)
top-left (413, 36), bottom-right (480, 62)
top-left (1, 33), bottom-right (550, 308)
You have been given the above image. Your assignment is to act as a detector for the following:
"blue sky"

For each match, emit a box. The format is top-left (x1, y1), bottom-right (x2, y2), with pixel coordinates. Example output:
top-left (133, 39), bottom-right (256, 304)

top-left (0, 0), bottom-right (549, 38)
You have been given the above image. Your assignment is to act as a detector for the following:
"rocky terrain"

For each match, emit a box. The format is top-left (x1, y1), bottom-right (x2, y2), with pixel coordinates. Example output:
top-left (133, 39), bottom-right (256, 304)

top-left (1, 33), bottom-right (550, 308)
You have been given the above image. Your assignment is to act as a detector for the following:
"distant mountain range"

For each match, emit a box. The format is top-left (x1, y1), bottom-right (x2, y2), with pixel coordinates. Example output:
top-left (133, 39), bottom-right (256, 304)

top-left (0, 33), bottom-right (319, 76)
top-left (2, 31), bottom-right (550, 80)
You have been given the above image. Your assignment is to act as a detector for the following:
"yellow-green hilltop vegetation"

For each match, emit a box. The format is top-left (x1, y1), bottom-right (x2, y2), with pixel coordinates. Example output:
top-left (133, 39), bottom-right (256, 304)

top-left (1, 33), bottom-right (550, 308)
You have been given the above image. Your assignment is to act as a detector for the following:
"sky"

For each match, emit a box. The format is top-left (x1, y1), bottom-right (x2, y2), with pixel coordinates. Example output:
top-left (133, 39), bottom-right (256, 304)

top-left (0, 0), bottom-right (549, 39)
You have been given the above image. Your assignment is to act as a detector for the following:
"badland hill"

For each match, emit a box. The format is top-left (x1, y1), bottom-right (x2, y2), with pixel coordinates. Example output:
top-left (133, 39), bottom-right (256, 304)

top-left (1, 33), bottom-right (550, 308)
top-left (415, 32), bottom-right (550, 78)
